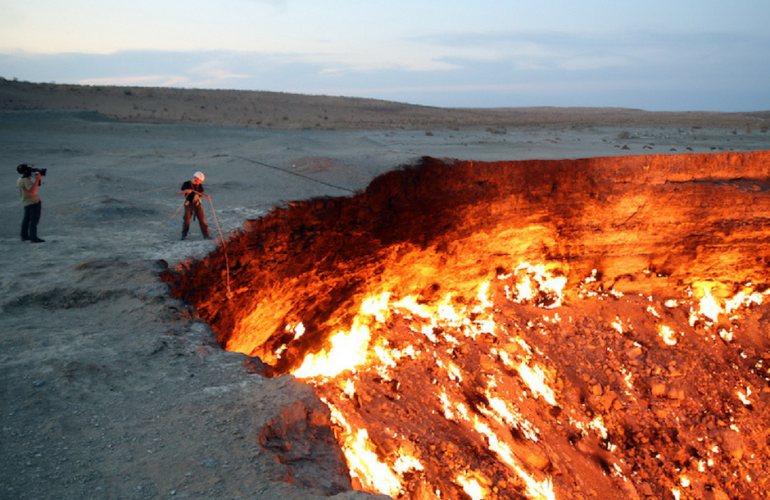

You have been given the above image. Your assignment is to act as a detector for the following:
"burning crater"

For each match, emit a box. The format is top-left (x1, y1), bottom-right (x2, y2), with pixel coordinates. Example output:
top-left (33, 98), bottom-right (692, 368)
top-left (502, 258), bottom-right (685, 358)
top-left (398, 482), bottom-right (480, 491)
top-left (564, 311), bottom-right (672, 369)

top-left (164, 152), bottom-right (770, 500)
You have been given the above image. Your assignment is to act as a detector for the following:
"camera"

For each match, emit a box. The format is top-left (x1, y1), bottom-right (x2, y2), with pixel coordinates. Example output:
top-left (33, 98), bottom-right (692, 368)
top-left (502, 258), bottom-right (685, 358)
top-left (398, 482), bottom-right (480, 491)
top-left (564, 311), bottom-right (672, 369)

top-left (17, 164), bottom-right (46, 177)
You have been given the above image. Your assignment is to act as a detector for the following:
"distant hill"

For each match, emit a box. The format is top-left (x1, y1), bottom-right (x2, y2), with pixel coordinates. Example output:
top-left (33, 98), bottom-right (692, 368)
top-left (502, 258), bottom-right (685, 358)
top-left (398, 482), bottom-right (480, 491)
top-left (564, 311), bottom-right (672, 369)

top-left (2, 78), bottom-right (768, 130)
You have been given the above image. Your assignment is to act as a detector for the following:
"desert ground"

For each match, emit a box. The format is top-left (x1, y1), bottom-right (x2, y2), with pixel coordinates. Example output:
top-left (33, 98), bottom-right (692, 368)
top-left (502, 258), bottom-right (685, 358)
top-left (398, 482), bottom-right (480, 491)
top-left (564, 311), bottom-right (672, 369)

top-left (1, 80), bottom-right (770, 500)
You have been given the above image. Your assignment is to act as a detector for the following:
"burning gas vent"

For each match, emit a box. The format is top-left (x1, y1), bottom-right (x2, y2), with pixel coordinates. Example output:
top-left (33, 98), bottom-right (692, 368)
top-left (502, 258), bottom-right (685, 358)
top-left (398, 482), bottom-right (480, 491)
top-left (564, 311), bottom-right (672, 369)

top-left (164, 153), bottom-right (770, 500)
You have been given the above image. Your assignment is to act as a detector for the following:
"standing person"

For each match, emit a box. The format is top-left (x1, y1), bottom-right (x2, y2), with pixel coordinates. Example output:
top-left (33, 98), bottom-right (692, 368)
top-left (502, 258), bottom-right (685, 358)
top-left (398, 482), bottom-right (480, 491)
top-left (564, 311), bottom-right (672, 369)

top-left (179, 171), bottom-right (211, 240)
top-left (17, 164), bottom-right (44, 243)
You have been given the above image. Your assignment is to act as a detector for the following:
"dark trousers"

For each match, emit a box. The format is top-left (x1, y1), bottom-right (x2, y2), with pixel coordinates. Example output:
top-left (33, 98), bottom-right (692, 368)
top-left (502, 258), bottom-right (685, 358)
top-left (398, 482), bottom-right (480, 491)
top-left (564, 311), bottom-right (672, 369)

top-left (21, 202), bottom-right (42, 240)
top-left (182, 202), bottom-right (209, 238)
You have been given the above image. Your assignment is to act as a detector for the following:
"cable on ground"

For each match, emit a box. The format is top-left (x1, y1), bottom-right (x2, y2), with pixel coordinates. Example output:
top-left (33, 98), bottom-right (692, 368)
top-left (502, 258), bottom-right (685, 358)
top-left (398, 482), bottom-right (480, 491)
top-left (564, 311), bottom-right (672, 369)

top-left (228, 155), bottom-right (357, 194)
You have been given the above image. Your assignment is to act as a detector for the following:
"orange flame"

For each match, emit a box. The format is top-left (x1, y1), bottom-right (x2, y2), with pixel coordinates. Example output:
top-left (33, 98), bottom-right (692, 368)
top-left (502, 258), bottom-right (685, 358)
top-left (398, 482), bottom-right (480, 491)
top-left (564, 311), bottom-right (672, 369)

top-left (518, 362), bottom-right (557, 406)
top-left (658, 325), bottom-right (678, 346)
top-left (456, 473), bottom-right (487, 500)
top-left (293, 293), bottom-right (391, 379)
top-left (292, 322), bottom-right (371, 379)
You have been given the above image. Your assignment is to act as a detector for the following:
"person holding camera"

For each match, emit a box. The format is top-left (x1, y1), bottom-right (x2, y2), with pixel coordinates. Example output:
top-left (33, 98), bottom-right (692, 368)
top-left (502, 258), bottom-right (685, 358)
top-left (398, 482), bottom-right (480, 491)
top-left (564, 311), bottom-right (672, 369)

top-left (179, 171), bottom-right (211, 240)
top-left (17, 163), bottom-right (45, 243)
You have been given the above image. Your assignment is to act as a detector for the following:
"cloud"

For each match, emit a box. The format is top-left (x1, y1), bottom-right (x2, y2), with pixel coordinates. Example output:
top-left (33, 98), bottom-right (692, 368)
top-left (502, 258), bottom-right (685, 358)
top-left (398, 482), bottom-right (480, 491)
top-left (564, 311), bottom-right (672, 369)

top-left (415, 28), bottom-right (770, 76)
top-left (189, 59), bottom-right (251, 85)
top-left (1, 36), bottom-right (768, 112)
top-left (79, 75), bottom-right (193, 87)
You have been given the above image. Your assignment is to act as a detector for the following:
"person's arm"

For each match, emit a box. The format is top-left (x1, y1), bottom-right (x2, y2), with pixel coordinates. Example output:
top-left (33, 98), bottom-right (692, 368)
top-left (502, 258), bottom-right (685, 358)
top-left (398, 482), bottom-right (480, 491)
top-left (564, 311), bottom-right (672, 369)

top-left (196, 185), bottom-right (210, 200)
top-left (26, 173), bottom-right (41, 195)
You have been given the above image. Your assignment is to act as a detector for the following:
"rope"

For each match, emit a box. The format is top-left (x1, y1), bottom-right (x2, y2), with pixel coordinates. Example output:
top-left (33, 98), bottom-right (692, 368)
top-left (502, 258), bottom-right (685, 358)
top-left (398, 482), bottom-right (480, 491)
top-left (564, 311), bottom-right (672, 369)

top-left (228, 155), bottom-right (357, 194)
top-left (206, 196), bottom-right (233, 299)
top-left (165, 199), bottom-right (186, 224)
top-left (106, 184), bottom-right (178, 200)
top-left (49, 185), bottom-right (178, 209)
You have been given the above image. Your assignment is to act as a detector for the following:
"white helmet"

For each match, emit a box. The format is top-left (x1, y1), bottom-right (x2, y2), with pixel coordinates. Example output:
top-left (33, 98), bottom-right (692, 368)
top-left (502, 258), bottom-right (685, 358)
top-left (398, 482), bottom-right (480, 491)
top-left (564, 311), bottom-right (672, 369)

top-left (193, 171), bottom-right (205, 182)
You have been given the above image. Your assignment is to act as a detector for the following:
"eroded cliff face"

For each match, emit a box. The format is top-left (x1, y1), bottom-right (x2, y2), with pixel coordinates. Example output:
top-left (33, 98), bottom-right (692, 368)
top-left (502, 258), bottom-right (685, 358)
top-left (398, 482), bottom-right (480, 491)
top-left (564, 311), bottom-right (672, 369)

top-left (165, 152), bottom-right (770, 500)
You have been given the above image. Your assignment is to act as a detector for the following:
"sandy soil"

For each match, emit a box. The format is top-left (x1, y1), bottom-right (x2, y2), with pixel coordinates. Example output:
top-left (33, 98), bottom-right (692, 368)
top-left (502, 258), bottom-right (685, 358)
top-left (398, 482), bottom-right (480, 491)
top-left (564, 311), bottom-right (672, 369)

top-left (3, 78), bottom-right (770, 131)
top-left (1, 81), bottom-right (770, 500)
